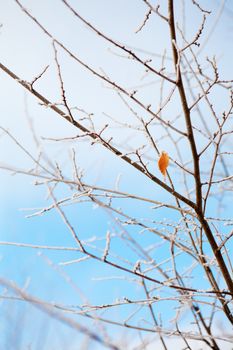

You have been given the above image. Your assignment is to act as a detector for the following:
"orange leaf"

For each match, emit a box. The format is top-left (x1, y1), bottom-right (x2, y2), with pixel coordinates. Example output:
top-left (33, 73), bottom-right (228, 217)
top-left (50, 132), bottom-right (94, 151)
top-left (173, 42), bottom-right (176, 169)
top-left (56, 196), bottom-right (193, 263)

top-left (158, 151), bottom-right (169, 176)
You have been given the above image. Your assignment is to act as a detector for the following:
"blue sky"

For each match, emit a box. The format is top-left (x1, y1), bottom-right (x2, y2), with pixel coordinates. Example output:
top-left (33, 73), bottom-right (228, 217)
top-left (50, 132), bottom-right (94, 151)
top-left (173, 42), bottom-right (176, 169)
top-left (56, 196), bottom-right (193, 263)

top-left (1, 1), bottom-right (233, 349)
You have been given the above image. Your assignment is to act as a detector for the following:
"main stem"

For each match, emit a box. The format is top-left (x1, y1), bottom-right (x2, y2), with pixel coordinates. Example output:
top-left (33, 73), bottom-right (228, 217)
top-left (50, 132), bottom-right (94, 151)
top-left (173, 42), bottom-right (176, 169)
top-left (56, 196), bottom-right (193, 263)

top-left (168, 0), bottom-right (233, 296)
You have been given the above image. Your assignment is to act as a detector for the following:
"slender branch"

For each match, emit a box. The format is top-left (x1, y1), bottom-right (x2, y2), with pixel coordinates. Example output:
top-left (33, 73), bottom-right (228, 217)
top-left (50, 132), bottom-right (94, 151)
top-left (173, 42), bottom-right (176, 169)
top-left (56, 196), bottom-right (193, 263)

top-left (61, 0), bottom-right (173, 82)
top-left (0, 62), bottom-right (196, 209)
top-left (0, 278), bottom-right (120, 350)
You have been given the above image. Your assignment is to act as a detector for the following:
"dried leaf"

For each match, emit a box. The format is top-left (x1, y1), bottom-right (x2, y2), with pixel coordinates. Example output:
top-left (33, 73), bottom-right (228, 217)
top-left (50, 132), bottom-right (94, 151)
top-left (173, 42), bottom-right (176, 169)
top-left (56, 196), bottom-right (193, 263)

top-left (158, 151), bottom-right (169, 176)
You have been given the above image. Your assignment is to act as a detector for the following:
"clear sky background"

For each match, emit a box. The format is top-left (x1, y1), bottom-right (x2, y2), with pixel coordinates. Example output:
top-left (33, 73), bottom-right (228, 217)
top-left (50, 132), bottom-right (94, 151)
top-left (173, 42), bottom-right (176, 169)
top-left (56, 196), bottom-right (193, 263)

top-left (1, 1), bottom-right (233, 349)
